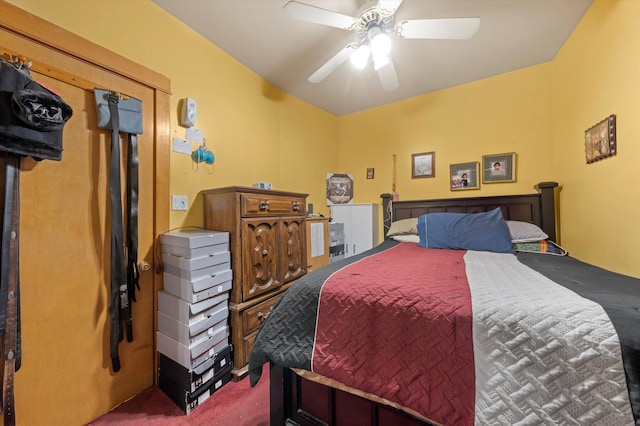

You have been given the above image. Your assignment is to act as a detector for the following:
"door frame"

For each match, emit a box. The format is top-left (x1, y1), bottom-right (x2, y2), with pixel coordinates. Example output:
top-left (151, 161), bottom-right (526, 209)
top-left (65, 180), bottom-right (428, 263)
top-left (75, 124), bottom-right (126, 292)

top-left (0, 0), bottom-right (170, 383)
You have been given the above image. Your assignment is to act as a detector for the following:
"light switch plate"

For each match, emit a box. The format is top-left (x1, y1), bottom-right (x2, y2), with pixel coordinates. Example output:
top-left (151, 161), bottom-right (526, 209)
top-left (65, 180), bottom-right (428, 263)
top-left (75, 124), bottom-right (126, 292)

top-left (186, 127), bottom-right (204, 143)
top-left (172, 195), bottom-right (188, 211)
top-left (173, 137), bottom-right (192, 155)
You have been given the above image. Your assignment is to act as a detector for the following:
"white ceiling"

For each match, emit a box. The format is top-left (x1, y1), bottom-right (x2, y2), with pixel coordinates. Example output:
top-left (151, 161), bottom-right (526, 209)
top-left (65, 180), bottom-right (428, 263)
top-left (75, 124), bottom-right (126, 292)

top-left (152, 0), bottom-right (593, 117)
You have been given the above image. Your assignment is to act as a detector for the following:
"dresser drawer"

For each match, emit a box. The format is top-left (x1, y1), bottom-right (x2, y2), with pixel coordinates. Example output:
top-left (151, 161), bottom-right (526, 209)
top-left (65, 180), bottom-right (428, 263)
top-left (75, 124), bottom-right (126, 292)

top-left (242, 295), bottom-right (282, 335)
top-left (241, 194), bottom-right (305, 217)
top-left (242, 330), bottom-right (259, 368)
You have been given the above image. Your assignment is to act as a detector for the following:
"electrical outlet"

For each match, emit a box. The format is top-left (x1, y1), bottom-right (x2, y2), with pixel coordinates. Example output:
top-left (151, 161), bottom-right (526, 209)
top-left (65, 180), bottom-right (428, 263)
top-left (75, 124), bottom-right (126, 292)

top-left (172, 195), bottom-right (188, 211)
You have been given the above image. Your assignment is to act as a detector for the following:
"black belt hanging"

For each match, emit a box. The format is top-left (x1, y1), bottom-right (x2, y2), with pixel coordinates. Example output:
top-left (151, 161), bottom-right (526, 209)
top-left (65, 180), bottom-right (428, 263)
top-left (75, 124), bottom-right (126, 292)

top-left (98, 90), bottom-right (142, 372)
top-left (0, 154), bottom-right (20, 426)
top-left (0, 57), bottom-right (72, 425)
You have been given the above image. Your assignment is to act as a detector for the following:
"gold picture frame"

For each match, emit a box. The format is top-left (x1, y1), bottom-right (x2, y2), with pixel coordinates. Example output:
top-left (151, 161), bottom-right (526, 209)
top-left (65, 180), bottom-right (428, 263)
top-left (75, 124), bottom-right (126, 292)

top-left (450, 162), bottom-right (480, 190)
top-left (412, 152), bottom-right (435, 179)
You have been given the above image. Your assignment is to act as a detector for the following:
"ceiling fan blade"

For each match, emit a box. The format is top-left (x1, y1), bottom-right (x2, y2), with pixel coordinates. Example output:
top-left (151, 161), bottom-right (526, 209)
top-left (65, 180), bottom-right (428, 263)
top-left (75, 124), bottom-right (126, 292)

top-left (283, 1), bottom-right (356, 30)
top-left (396, 18), bottom-right (480, 40)
top-left (377, 59), bottom-right (399, 92)
top-left (308, 43), bottom-right (357, 84)
top-left (377, 0), bottom-right (403, 15)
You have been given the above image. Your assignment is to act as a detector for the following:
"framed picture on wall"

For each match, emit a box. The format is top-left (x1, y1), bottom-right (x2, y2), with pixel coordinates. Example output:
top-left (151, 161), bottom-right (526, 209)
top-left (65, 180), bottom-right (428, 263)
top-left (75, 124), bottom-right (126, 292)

top-left (326, 173), bottom-right (354, 205)
top-left (482, 152), bottom-right (516, 183)
top-left (585, 114), bottom-right (616, 163)
top-left (366, 168), bottom-right (375, 179)
top-left (450, 162), bottom-right (479, 190)
top-left (412, 152), bottom-right (435, 179)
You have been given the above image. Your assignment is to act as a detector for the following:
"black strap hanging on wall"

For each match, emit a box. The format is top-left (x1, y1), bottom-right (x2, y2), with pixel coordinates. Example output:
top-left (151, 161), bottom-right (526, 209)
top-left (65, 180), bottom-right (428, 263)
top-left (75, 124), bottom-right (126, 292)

top-left (1, 155), bottom-right (20, 426)
top-left (94, 88), bottom-right (142, 372)
top-left (0, 55), bottom-right (73, 426)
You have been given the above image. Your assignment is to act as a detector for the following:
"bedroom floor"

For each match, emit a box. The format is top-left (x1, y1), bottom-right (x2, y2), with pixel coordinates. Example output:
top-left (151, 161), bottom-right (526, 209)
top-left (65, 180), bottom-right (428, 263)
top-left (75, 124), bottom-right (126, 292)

top-left (88, 364), bottom-right (269, 425)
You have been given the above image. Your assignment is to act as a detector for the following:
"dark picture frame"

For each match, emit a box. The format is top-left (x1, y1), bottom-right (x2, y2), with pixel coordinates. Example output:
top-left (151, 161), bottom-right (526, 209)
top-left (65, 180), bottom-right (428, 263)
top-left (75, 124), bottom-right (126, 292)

top-left (585, 114), bottom-right (616, 164)
top-left (366, 168), bottom-right (374, 179)
top-left (482, 152), bottom-right (516, 183)
top-left (326, 173), bottom-right (353, 205)
top-left (412, 152), bottom-right (435, 179)
top-left (450, 162), bottom-right (480, 191)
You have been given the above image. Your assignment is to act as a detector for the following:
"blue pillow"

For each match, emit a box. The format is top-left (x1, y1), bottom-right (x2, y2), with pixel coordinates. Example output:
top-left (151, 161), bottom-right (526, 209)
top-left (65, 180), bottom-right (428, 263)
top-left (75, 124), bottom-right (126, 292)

top-left (417, 208), bottom-right (515, 254)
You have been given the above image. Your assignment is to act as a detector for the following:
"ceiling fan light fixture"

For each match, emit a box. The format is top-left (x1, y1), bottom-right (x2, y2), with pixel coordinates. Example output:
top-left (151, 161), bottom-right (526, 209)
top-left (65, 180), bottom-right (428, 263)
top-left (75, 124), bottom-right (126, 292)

top-left (373, 53), bottom-right (390, 71)
top-left (350, 44), bottom-right (370, 69)
top-left (368, 27), bottom-right (391, 58)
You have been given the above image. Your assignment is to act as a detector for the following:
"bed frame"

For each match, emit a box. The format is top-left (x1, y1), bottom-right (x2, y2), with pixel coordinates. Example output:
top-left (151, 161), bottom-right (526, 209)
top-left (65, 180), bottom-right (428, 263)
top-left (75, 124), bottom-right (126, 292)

top-left (269, 182), bottom-right (559, 426)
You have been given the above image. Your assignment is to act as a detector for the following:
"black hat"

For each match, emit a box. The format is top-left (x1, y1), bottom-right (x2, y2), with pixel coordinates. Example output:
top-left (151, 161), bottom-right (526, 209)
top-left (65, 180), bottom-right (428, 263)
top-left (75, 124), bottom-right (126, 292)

top-left (0, 59), bottom-right (72, 161)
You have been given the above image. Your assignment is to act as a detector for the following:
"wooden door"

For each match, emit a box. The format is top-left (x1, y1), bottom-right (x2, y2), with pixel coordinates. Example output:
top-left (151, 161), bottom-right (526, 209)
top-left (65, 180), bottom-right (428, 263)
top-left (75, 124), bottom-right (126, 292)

top-left (0, 3), bottom-right (170, 424)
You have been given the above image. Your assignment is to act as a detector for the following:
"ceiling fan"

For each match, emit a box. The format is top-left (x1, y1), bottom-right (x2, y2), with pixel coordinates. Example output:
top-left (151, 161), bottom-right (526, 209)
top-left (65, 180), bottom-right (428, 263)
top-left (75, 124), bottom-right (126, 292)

top-left (283, 0), bottom-right (480, 91)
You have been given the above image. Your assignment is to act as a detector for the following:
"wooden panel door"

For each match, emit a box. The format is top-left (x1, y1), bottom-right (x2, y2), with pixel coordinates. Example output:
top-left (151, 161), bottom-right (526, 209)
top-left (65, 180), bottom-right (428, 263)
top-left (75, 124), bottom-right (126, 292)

top-left (0, 3), bottom-right (170, 424)
top-left (241, 217), bottom-right (282, 302)
top-left (281, 216), bottom-right (307, 282)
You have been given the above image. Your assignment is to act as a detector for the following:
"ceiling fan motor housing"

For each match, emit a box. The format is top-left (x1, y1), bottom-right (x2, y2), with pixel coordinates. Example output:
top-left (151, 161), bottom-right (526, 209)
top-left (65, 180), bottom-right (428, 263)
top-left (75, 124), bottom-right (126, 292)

top-left (354, 6), bottom-right (395, 45)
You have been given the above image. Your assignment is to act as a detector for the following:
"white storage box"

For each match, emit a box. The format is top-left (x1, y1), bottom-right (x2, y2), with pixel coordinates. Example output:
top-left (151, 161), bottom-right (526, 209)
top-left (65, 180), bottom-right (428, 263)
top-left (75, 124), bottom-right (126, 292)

top-left (158, 305), bottom-right (228, 346)
top-left (162, 241), bottom-right (229, 259)
top-left (163, 269), bottom-right (232, 303)
top-left (157, 330), bottom-right (230, 370)
top-left (162, 251), bottom-right (230, 272)
top-left (163, 259), bottom-right (229, 282)
top-left (158, 291), bottom-right (229, 325)
top-left (159, 230), bottom-right (229, 250)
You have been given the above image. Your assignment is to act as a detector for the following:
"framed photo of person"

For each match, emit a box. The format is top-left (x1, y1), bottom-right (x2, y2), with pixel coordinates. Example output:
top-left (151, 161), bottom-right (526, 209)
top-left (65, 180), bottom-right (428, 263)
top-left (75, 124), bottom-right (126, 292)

top-left (412, 152), bottom-right (435, 179)
top-left (482, 152), bottom-right (516, 183)
top-left (450, 162), bottom-right (479, 191)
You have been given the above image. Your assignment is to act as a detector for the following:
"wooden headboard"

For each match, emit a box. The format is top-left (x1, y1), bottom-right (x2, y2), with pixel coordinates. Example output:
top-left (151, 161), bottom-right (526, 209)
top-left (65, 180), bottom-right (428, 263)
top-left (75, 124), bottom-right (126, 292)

top-left (380, 182), bottom-right (558, 241)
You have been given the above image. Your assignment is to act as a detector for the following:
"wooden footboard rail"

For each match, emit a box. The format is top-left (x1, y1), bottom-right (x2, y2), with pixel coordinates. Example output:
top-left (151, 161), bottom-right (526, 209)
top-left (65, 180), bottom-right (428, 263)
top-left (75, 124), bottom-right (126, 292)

top-left (270, 364), bottom-right (433, 426)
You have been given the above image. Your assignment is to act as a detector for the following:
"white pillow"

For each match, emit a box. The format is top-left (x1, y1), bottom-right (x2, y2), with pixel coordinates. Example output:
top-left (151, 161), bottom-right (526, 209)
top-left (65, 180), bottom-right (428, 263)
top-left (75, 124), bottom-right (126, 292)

top-left (506, 220), bottom-right (549, 243)
top-left (386, 218), bottom-right (418, 236)
top-left (391, 234), bottom-right (420, 243)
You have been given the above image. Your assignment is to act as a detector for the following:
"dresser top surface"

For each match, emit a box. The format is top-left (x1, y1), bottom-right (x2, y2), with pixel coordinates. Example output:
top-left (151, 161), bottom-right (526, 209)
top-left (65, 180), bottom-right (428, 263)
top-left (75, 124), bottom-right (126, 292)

top-left (201, 186), bottom-right (308, 198)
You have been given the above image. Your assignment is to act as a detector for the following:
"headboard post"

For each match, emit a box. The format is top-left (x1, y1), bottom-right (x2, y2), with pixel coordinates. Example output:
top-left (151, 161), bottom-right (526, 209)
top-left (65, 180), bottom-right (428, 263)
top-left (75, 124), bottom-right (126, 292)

top-left (534, 181), bottom-right (559, 242)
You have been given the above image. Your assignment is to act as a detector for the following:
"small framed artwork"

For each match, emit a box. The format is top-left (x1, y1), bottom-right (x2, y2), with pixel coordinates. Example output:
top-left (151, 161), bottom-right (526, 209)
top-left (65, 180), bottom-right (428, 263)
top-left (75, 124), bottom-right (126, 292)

top-left (585, 114), bottom-right (616, 164)
top-left (366, 168), bottom-right (375, 179)
top-left (482, 152), bottom-right (516, 183)
top-left (326, 173), bottom-right (354, 205)
top-left (412, 152), bottom-right (435, 179)
top-left (450, 162), bottom-right (480, 190)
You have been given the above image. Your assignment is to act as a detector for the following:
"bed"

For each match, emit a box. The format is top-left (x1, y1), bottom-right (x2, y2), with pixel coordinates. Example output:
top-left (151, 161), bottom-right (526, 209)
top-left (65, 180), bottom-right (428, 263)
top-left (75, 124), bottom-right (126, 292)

top-left (248, 182), bottom-right (640, 426)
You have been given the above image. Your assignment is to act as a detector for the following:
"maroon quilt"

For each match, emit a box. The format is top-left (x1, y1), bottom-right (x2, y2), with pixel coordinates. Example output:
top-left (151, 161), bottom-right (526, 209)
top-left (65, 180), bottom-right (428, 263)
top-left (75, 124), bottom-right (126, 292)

top-left (312, 243), bottom-right (475, 424)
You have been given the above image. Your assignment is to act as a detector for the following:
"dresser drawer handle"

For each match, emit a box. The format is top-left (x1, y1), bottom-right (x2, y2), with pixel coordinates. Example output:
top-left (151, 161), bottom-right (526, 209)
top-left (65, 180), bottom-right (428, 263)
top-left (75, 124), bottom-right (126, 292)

top-left (257, 306), bottom-right (275, 322)
top-left (262, 249), bottom-right (268, 256)
top-left (260, 200), bottom-right (270, 211)
top-left (292, 202), bottom-right (300, 211)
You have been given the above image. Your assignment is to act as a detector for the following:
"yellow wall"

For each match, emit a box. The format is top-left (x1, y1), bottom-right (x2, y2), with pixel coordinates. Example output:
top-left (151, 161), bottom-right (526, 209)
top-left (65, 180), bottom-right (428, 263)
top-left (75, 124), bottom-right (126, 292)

top-left (338, 63), bottom-right (554, 203)
top-left (6, 0), bottom-right (339, 225)
top-left (552, 0), bottom-right (640, 276)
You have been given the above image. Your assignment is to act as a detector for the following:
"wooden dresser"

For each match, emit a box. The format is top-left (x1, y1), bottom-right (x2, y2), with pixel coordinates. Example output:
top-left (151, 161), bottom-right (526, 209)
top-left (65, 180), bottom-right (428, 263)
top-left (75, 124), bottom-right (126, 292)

top-left (201, 186), bottom-right (307, 377)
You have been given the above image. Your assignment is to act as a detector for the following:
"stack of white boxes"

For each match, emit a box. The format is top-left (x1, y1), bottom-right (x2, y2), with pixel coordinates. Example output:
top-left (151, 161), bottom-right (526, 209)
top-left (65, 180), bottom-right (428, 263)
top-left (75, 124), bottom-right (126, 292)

top-left (157, 230), bottom-right (233, 414)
